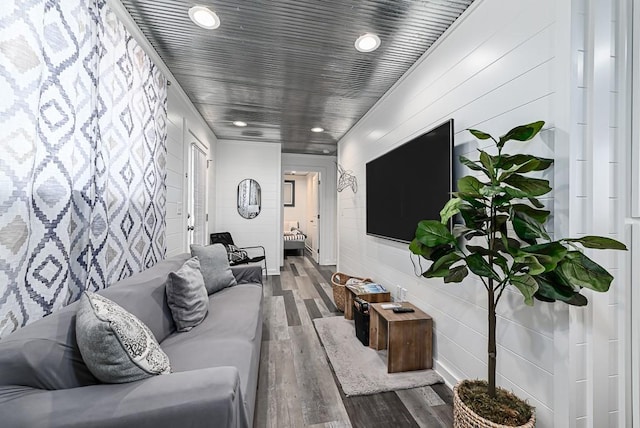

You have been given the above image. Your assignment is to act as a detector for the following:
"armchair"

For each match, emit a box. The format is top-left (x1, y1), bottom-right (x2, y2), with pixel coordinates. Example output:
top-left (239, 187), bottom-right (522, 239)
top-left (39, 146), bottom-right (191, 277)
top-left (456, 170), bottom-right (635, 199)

top-left (210, 232), bottom-right (266, 276)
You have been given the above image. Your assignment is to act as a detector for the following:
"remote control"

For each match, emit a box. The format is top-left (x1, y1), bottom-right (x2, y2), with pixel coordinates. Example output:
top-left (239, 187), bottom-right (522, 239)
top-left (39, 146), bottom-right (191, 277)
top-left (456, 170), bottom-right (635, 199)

top-left (392, 307), bottom-right (415, 313)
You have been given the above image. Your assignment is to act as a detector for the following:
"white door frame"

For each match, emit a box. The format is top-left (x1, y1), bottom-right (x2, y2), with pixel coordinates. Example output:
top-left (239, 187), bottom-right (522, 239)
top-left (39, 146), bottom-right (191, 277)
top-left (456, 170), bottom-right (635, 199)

top-left (280, 160), bottom-right (336, 267)
top-left (186, 134), bottom-right (209, 247)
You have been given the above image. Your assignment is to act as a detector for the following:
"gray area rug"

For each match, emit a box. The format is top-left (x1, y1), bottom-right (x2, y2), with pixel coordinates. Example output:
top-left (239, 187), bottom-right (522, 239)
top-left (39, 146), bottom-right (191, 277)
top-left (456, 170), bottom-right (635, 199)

top-left (313, 316), bottom-right (443, 397)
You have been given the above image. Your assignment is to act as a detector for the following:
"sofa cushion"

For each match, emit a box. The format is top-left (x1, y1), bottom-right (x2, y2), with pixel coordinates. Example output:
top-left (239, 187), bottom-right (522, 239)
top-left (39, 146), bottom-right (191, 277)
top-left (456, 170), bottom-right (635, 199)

top-left (190, 244), bottom-right (237, 294)
top-left (0, 303), bottom-right (98, 390)
top-left (0, 254), bottom-right (188, 391)
top-left (166, 257), bottom-right (209, 332)
top-left (100, 253), bottom-right (190, 342)
top-left (76, 292), bottom-right (171, 383)
top-left (161, 283), bottom-right (263, 423)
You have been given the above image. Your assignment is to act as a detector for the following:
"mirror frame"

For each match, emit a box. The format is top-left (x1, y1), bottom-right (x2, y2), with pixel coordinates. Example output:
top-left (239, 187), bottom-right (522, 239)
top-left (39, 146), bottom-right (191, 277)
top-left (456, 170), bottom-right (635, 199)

top-left (237, 178), bottom-right (261, 219)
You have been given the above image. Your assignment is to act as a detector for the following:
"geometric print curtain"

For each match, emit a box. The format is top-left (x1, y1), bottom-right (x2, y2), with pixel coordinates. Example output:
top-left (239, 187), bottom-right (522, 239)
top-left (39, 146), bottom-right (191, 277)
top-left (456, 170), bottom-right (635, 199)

top-left (0, 0), bottom-right (167, 339)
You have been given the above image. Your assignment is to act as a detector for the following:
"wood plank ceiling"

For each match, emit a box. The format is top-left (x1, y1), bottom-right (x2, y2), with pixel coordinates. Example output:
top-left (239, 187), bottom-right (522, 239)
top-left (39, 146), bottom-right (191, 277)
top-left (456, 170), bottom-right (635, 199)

top-left (119, 0), bottom-right (474, 155)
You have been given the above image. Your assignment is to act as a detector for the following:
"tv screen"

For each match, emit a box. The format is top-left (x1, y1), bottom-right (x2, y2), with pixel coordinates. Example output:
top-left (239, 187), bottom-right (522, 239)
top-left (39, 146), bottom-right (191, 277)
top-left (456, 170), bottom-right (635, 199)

top-left (366, 119), bottom-right (453, 243)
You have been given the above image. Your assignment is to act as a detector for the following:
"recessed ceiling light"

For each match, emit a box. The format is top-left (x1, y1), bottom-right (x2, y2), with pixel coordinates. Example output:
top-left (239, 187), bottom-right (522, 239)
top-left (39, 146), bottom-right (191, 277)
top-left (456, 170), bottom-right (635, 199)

top-left (311, 127), bottom-right (324, 133)
top-left (355, 33), bottom-right (381, 52)
top-left (188, 6), bottom-right (220, 30)
top-left (233, 121), bottom-right (247, 127)
top-left (322, 149), bottom-right (330, 154)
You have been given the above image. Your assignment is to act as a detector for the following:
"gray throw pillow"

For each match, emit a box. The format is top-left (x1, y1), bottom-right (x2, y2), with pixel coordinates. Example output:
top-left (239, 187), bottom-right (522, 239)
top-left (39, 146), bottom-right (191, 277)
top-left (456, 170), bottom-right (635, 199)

top-left (190, 243), bottom-right (237, 294)
top-left (166, 257), bottom-right (209, 332)
top-left (76, 292), bottom-right (171, 383)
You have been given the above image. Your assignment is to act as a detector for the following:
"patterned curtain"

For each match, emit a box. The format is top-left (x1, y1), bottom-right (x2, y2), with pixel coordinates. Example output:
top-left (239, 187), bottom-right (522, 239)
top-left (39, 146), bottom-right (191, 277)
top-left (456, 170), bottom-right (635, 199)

top-left (0, 0), bottom-right (167, 339)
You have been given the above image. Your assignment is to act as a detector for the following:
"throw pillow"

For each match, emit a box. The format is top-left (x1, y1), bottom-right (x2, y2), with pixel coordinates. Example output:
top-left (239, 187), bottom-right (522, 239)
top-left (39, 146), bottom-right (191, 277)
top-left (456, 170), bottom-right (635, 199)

top-left (76, 292), bottom-right (171, 383)
top-left (166, 257), bottom-right (209, 332)
top-left (227, 244), bottom-right (250, 265)
top-left (190, 243), bottom-right (237, 294)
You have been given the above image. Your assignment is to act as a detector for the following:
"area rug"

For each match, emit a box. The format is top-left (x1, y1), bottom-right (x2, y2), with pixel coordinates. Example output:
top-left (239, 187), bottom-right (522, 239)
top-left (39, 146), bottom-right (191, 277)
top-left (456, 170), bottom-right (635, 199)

top-left (313, 316), bottom-right (443, 397)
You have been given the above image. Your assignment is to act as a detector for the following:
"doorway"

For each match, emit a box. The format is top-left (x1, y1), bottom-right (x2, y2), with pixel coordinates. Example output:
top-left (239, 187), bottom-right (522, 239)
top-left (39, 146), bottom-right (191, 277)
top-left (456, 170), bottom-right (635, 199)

top-left (283, 171), bottom-right (320, 262)
top-left (188, 141), bottom-right (208, 246)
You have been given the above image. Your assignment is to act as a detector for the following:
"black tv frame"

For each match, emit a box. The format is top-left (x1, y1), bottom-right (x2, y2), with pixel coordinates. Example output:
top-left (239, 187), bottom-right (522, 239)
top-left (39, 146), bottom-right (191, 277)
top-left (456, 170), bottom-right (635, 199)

top-left (365, 119), bottom-right (454, 243)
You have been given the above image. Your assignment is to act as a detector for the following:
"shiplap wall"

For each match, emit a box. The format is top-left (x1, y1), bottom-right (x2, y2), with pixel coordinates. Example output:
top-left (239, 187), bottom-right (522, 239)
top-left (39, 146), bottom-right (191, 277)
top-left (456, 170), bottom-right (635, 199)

top-left (337, 0), bottom-right (630, 426)
top-left (570, 0), bottom-right (629, 426)
top-left (214, 140), bottom-right (281, 275)
top-left (164, 90), bottom-right (218, 257)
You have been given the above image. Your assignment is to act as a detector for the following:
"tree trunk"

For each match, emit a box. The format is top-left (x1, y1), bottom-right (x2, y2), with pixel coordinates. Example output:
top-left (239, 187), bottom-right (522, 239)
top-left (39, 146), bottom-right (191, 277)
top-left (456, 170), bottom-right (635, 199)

top-left (488, 278), bottom-right (497, 398)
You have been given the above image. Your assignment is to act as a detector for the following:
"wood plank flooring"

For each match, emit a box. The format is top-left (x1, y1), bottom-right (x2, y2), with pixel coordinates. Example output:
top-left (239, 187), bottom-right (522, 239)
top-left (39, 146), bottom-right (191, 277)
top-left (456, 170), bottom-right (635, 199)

top-left (254, 254), bottom-right (453, 428)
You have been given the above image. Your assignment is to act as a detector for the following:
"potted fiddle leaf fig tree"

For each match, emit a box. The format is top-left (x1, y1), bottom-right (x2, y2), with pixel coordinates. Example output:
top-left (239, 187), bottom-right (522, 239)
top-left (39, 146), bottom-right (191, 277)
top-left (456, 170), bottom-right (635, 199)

top-left (409, 120), bottom-right (627, 427)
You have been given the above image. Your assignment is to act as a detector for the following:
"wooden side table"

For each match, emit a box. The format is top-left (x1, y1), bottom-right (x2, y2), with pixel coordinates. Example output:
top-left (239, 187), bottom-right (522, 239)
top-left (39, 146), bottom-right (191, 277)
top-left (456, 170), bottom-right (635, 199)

top-left (368, 302), bottom-right (432, 373)
top-left (343, 287), bottom-right (391, 320)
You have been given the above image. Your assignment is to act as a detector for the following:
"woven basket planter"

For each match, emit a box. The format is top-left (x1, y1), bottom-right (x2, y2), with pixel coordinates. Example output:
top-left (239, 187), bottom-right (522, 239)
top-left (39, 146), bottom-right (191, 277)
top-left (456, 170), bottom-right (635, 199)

top-left (330, 272), bottom-right (371, 312)
top-left (453, 382), bottom-right (535, 428)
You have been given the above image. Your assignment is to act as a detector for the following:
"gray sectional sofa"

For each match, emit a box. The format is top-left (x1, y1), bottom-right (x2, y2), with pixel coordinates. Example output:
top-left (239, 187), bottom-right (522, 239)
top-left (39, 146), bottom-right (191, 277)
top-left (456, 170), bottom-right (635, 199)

top-left (0, 253), bottom-right (264, 428)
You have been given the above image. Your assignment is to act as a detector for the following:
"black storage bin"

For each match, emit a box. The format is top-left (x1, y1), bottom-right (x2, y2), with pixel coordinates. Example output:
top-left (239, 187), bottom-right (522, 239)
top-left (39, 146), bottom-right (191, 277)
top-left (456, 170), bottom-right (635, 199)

top-left (353, 298), bottom-right (370, 346)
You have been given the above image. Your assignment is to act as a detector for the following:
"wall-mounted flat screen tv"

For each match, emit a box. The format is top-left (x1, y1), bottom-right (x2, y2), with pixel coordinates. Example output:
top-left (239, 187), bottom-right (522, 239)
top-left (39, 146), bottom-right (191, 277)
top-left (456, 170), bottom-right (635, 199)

top-left (366, 119), bottom-right (454, 243)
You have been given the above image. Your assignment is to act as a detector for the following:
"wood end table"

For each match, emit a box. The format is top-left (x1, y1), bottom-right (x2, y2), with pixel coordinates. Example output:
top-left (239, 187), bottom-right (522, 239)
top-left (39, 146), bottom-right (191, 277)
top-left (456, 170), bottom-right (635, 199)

top-left (368, 302), bottom-right (433, 373)
top-left (343, 286), bottom-right (391, 320)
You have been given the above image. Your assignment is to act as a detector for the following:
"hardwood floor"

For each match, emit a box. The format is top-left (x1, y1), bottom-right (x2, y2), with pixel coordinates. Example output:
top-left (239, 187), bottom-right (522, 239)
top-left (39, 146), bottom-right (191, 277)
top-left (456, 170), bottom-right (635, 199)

top-left (253, 254), bottom-right (453, 428)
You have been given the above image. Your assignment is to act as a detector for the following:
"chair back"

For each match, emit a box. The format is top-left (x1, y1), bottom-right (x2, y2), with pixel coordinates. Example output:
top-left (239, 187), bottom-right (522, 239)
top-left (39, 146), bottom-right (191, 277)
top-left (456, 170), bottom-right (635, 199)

top-left (210, 232), bottom-right (235, 248)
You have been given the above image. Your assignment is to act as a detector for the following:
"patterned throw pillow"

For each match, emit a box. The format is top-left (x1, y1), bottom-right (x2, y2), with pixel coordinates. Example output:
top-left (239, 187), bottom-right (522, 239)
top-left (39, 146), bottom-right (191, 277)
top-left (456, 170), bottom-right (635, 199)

top-left (76, 292), bottom-right (171, 383)
top-left (227, 244), bottom-right (250, 265)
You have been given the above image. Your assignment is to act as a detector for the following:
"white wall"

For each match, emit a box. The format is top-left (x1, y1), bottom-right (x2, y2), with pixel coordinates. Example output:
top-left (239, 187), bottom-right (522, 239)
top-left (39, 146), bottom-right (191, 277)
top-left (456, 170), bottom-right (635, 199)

top-left (281, 153), bottom-right (337, 266)
top-left (214, 141), bottom-right (281, 275)
top-left (337, 0), bottom-right (629, 426)
top-left (165, 89), bottom-right (218, 257)
top-left (283, 174), bottom-right (309, 228)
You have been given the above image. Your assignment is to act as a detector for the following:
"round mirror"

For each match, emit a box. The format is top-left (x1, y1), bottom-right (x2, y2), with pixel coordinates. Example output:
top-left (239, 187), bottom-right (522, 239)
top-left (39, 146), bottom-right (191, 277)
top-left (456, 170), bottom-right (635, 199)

top-left (237, 178), bottom-right (261, 219)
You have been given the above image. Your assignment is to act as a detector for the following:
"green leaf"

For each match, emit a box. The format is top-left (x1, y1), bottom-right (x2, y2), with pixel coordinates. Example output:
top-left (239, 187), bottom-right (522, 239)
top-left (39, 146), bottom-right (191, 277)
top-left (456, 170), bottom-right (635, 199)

top-left (468, 129), bottom-right (493, 140)
top-left (415, 220), bottom-right (455, 247)
top-left (511, 274), bottom-right (539, 306)
top-left (444, 265), bottom-right (469, 283)
top-left (511, 204), bottom-right (550, 224)
top-left (498, 235), bottom-right (521, 256)
top-left (409, 238), bottom-right (435, 258)
top-left (504, 186), bottom-right (530, 199)
top-left (512, 210), bottom-right (550, 244)
top-left (422, 266), bottom-right (450, 278)
top-left (528, 197), bottom-right (545, 209)
top-left (504, 174), bottom-right (552, 197)
top-left (456, 192), bottom-right (488, 209)
top-left (558, 251), bottom-right (614, 292)
top-left (479, 151), bottom-right (495, 180)
top-left (459, 156), bottom-right (487, 173)
top-left (457, 176), bottom-right (484, 197)
top-left (565, 236), bottom-right (628, 251)
top-left (452, 224), bottom-right (473, 238)
top-left (499, 154), bottom-right (553, 171)
top-left (422, 252), bottom-right (460, 278)
top-left (498, 159), bottom-right (544, 181)
top-left (432, 252), bottom-right (462, 272)
top-left (520, 242), bottom-right (568, 272)
top-left (493, 194), bottom-right (513, 207)
top-left (533, 272), bottom-right (588, 306)
top-left (492, 214), bottom-right (510, 233)
top-left (440, 198), bottom-right (462, 225)
top-left (466, 253), bottom-right (501, 280)
top-left (498, 121), bottom-right (545, 147)
top-left (513, 253), bottom-right (546, 275)
top-left (459, 205), bottom-right (489, 230)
